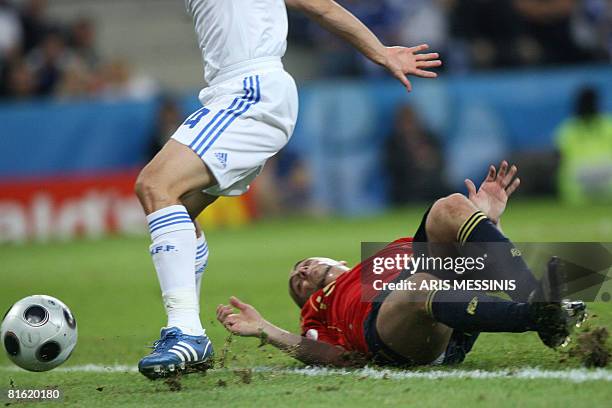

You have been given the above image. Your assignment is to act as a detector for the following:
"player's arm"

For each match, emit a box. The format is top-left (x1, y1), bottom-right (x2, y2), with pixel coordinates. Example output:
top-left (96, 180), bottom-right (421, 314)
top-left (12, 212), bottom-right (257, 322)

top-left (284, 0), bottom-right (441, 92)
top-left (216, 297), bottom-right (365, 367)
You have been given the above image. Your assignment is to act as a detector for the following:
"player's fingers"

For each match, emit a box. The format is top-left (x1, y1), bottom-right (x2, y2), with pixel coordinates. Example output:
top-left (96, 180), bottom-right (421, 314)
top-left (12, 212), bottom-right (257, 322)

top-left (497, 160), bottom-right (508, 182)
top-left (506, 178), bottom-right (521, 196)
top-left (415, 52), bottom-right (439, 61)
top-left (464, 179), bottom-right (477, 198)
top-left (216, 305), bottom-right (223, 320)
top-left (416, 60), bottom-right (442, 68)
top-left (411, 69), bottom-right (438, 78)
top-left (485, 165), bottom-right (496, 182)
top-left (230, 296), bottom-right (248, 311)
top-left (407, 43), bottom-right (429, 53)
top-left (218, 306), bottom-right (234, 322)
top-left (216, 304), bottom-right (228, 320)
top-left (394, 71), bottom-right (412, 92)
top-left (503, 165), bottom-right (517, 188)
top-left (224, 315), bottom-right (240, 327)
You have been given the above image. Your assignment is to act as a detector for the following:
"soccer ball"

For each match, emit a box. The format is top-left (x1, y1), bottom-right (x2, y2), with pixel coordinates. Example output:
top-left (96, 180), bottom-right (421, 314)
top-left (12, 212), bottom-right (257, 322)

top-left (1, 295), bottom-right (77, 372)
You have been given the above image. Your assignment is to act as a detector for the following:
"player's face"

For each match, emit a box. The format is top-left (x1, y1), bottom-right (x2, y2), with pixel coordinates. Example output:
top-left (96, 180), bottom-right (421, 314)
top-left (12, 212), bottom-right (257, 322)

top-left (289, 257), bottom-right (349, 304)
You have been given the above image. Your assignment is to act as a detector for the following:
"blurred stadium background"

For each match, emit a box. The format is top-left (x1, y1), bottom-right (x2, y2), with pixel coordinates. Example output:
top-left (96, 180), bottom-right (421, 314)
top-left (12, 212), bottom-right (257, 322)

top-left (1, 0), bottom-right (612, 243)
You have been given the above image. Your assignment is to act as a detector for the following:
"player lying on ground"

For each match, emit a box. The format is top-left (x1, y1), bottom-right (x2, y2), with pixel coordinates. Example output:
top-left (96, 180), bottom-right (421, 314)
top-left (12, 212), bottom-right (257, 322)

top-left (217, 162), bottom-right (587, 367)
top-left (135, 0), bottom-right (442, 379)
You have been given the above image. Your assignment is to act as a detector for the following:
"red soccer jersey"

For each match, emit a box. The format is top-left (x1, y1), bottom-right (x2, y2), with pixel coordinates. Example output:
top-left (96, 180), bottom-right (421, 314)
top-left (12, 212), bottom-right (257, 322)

top-left (300, 238), bottom-right (414, 354)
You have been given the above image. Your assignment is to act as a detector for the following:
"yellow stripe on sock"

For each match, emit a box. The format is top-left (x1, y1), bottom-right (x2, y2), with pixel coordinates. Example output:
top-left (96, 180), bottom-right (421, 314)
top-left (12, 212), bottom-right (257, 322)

top-left (425, 289), bottom-right (439, 318)
top-left (457, 211), bottom-right (485, 243)
top-left (456, 211), bottom-right (482, 242)
top-left (460, 214), bottom-right (487, 245)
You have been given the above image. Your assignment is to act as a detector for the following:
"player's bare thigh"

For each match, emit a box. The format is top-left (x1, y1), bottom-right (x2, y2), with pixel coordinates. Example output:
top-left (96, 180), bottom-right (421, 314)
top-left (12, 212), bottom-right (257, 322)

top-left (135, 140), bottom-right (217, 215)
top-left (375, 273), bottom-right (452, 365)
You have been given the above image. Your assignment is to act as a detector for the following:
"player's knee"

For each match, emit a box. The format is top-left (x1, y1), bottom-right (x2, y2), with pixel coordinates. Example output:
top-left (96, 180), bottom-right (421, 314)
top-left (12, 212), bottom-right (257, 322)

top-left (426, 193), bottom-right (470, 241)
top-left (431, 193), bottom-right (468, 219)
top-left (134, 168), bottom-right (169, 208)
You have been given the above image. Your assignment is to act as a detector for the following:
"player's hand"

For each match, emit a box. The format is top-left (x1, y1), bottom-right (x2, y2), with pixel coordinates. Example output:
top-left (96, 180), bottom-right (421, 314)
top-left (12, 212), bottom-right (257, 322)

top-left (382, 44), bottom-right (442, 92)
top-left (464, 161), bottom-right (521, 224)
top-left (216, 297), bottom-right (266, 337)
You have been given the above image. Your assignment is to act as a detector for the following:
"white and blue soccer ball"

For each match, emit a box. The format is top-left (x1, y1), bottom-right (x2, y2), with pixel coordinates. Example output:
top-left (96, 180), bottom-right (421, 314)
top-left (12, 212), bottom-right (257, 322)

top-left (1, 295), bottom-right (77, 372)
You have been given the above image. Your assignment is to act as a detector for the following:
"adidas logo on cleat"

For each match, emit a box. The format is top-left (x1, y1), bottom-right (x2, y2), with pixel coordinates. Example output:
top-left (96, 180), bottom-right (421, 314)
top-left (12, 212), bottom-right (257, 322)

top-left (168, 341), bottom-right (200, 362)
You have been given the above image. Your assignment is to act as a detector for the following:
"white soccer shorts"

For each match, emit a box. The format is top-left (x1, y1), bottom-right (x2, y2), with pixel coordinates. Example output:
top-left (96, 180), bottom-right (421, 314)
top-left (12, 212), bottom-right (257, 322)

top-left (172, 60), bottom-right (298, 196)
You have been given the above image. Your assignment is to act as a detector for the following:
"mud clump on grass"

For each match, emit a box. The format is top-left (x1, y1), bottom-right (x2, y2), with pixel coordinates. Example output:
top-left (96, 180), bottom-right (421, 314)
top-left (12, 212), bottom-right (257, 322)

top-left (163, 376), bottom-right (183, 392)
top-left (568, 326), bottom-right (610, 368)
top-left (233, 368), bottom-right (253, 384)
top-left (316, 385), bottom-right (340, 392)
top-left (218, 334), bottom-right (233, 369)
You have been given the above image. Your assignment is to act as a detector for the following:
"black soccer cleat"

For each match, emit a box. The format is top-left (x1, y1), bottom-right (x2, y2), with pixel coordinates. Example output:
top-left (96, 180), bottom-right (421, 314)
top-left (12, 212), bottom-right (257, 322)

top-left (528, 257), bottom-right (587, 349)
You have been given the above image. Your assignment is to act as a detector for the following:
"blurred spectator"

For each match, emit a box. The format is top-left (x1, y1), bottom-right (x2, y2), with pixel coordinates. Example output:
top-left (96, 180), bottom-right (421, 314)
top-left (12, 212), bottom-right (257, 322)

top-left (0, 0), bottom-right (22, 61)
top-left (27, 29), bottom-right (72, 96)
top-left (555, 86), bottom-right (612, 204)
top-left (69, 17), bottom-right (100, 70)
top-left (148, 96), bottom-right (183, 158)
top-left (55, 58), bottom-right (94, 99)
top-left (19, 0), bottom-right (51, 54)
top-left (571, 0), bottom-right (612, 61)
top-left (251, 151), bottom-right (312, 217)
top-left (1, 58), bottom-right (36, 99)
top-left (388, 0), bottom-right (451, 59)
top-left (384, 104), bottom-right (448, 204)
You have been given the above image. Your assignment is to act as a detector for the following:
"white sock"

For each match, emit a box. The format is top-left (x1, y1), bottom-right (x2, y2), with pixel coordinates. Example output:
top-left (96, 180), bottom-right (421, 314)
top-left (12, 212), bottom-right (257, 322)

top-left (147, 205), bottom-right (204, 336)
top-left (195, 232), bottom-right (209, 302)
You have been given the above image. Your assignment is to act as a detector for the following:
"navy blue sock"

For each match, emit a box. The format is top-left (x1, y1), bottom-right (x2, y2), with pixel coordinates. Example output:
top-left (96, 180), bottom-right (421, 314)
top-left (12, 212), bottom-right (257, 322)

top-left (457, 211), bottom-right (538, 302)
top-left (427, 289), bottom-right (534, 333)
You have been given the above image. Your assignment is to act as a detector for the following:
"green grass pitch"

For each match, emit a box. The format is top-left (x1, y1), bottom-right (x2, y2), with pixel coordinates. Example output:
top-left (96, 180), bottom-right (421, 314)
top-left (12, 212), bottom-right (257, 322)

top-left (1, 200), bottom-right (611, 407)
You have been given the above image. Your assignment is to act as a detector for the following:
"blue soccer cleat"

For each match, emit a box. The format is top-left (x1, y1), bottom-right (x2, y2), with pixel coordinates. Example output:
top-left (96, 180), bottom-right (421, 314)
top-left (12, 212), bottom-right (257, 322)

top-left (138, 327), bottom-right (213, 379)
